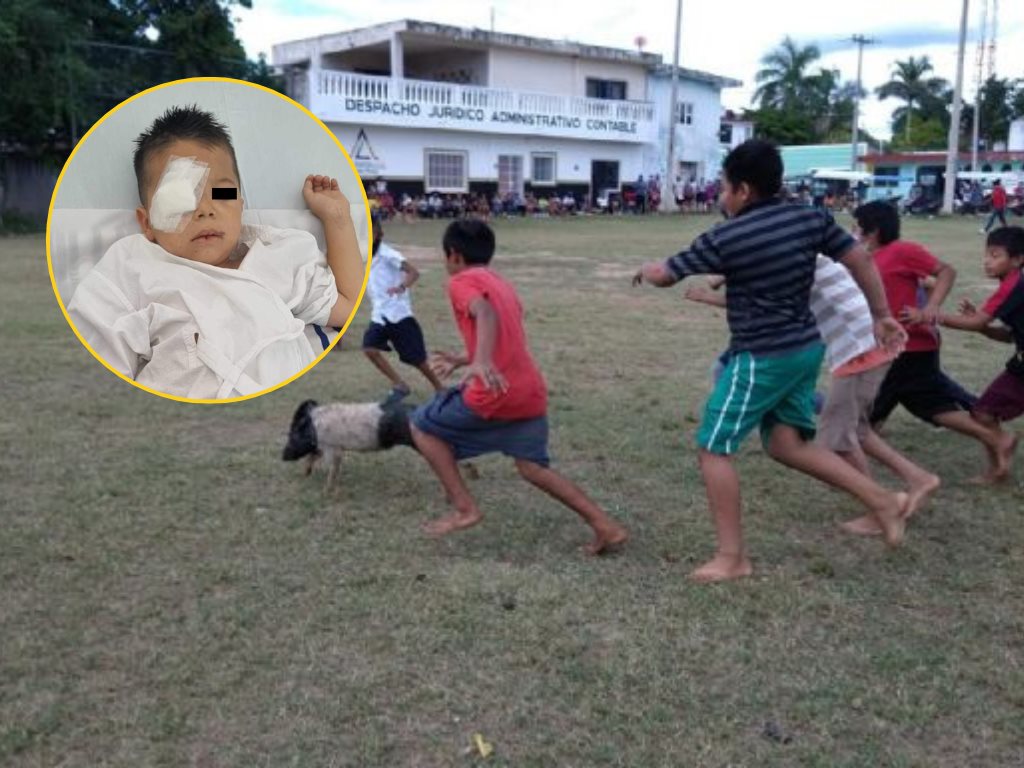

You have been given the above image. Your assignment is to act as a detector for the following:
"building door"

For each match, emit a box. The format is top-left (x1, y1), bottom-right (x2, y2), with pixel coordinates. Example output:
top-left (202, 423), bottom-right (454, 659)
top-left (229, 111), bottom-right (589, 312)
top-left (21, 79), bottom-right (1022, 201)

top-left (498, 155), bottom-right (523, 196)
top-left (591, 160), bottom-right (619, 205)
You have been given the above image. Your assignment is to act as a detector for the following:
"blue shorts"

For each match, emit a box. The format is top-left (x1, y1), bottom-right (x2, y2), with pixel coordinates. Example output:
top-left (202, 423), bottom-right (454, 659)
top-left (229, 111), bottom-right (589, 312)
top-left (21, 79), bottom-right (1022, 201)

top-left (411, 388), bottom-right (550, 467)
top-left (362, 317), bottom-right (427, 366)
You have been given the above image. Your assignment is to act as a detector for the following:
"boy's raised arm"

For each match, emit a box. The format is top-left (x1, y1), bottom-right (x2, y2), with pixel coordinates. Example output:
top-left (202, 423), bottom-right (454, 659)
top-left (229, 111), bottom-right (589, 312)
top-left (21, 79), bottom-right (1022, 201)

top-left (460, 296), bottom-right (507, 393)
top-left (302, 174), bottom-right (365, 326)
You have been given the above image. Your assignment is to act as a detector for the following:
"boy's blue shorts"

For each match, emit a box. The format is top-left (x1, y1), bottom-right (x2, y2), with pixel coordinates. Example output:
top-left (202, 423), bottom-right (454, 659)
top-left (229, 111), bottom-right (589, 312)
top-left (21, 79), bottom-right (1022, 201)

top-left (411, 388), bottom-right (550, 467)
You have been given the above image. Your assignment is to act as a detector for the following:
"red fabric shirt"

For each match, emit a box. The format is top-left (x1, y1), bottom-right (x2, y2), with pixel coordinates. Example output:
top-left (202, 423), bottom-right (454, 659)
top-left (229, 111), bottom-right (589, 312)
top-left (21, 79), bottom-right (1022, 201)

top-left (447, 267), bottom-right (547, 420)
top-left (992, 185), bottom-right (1007, 211)
top-left (982, 269), bottom-right (1021, 316)
top-left (873, 240), bottom-right (942, 352)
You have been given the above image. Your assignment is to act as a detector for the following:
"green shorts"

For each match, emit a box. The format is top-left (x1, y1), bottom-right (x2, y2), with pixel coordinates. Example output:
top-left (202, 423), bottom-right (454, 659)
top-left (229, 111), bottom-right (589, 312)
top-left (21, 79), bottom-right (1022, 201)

top-left (697, 343), bottom-right (825, 455)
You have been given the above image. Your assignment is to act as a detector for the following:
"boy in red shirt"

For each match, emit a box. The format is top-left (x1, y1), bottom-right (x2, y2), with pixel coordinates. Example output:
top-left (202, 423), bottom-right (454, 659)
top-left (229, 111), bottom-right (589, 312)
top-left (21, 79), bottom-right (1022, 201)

top-left (905, 226), bottom-right (1023, 463)
top-left (853, 201), bottom-right (1016, 491)
top-left (410, 220), bottom-right (628, 554)
top-left (982, 180), bottom-right (1008, 234)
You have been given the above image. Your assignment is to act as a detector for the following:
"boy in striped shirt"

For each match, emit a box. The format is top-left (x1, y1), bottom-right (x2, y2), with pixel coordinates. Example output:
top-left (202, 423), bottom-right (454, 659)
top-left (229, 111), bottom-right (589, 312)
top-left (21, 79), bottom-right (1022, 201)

top-left (634, 139), bottom-right (908, 582)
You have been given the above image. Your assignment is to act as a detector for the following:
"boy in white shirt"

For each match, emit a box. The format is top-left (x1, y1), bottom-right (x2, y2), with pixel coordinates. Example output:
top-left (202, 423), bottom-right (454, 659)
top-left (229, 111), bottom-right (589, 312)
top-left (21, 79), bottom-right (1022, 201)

top-left (362, 215), bottom-right (443, 404)
top-left (67, 105), bottom-right (364, 399)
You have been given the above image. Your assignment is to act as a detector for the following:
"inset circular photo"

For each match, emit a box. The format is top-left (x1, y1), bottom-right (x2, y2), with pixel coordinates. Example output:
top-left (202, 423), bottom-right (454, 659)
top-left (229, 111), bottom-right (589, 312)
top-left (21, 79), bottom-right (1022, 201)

top-left (48, 77), bottom-right (371, 403)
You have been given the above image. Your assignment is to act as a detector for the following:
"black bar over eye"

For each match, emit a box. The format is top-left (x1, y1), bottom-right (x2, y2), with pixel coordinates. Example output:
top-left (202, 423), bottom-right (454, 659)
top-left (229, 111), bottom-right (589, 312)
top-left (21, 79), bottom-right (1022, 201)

top-left (212, 188), bottom-right (238, 200)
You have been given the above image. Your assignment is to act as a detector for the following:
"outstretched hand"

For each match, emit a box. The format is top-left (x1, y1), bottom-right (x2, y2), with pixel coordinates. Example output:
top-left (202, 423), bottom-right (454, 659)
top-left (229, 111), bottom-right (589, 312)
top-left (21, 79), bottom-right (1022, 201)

top-left (428, 350), bottom-right (466, 380)
top-left (302, 174), bottom-right (350, 223)
top-left (874, 316), bottom-right (908, 356)
top-left (459, 360), bottom-right (508, 393)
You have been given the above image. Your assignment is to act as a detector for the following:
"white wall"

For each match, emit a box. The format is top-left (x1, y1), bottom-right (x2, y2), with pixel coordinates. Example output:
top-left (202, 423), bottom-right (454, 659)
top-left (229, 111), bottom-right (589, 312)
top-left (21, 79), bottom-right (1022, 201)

top-left (649, 76), bottom-right (730, 182)
top-left (54, 80), bottom-right (365, 212)
top-left (487, 48), bottom-right (645, 100)
top-left (330, 123), bottom-right (643, 185)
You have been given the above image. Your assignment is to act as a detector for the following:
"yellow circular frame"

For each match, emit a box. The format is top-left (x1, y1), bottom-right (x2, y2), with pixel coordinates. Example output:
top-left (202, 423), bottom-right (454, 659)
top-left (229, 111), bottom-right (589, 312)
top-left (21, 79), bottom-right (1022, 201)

top-left (46, 76), bottom-right (372, 405)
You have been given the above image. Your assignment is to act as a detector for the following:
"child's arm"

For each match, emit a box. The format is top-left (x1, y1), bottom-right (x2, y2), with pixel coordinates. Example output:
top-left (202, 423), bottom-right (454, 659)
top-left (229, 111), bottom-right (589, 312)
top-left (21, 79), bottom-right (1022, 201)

top-left (914, 262), bottom-right (956, 323)
top-left (387, 261), bottom-right (419, 296)
top-left (684, 282), bottom-right (727, 308)
top-left (458, 297), bottom-right (507, 392)
top-left (301, 175), bottom-right (365, 326)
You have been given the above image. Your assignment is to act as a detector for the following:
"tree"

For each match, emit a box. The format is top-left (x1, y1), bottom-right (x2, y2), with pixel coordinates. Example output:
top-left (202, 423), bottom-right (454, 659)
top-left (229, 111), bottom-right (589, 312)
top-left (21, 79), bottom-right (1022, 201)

top-left (752, 37), bottom-right (823, 114)
top-left (975, 76), bottom-right (1014, 150)
top-left (875, 56), bottom-right (948, 142)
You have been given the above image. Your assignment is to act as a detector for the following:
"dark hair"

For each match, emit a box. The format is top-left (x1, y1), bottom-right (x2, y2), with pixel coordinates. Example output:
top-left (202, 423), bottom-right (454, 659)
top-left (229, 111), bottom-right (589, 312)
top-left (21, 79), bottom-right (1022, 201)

top-left (721, 139), bottom-right (782, 199)
top-left (854, 200), bottom-right (901, 245)
top-left (442, 219), bottom-right (495, 265)
top-left (987, 226), bottom-right (1024, 258)
top-left (133, 105), bottom-right (240, 204)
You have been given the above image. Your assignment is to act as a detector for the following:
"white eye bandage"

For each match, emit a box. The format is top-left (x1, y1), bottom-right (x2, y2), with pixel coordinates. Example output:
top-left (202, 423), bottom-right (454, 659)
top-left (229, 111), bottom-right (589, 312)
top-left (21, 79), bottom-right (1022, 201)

top-left (148, 155), bottom-right (210, 232)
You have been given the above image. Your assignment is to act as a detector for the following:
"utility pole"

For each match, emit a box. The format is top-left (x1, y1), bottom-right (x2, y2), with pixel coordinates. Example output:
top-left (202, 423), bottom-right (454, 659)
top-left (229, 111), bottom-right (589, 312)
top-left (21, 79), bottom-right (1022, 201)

top-left (850, 34), bottom-right (874, 171)
top-left (661, 0), bottom-right (682, 212)
top-left (972, 0), bottom-right (989, 171)
top-left (942, 0), bottom-right (969, 215)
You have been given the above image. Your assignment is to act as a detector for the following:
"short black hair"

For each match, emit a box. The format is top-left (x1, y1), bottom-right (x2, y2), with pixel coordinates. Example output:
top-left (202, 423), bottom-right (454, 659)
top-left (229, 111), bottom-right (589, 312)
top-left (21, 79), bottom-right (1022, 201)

top-left (854, 200), bottom-right (901, 245)
top-left (442, 219), bottom-right (495, 265)
top-left (133, 105), bottom-right (240, 204)
top-left (721, 139), bottom-right (783, 199)
top-left (987, 226), bottom-right (1024, 258)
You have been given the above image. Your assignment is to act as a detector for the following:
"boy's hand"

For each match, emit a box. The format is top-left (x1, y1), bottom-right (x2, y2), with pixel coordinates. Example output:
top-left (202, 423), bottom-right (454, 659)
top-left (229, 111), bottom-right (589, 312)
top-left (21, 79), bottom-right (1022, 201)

top-left (386, 284), bottom-right (407, 296)
top-left (302, 174), bottom-right (350, 224)
top-left (632, 261), bottom-right (673, 287)
top-left (460, 360), bottom-right (508, 393)
top-left (899, 306), bottom-right (938, 325)
top-left (428, 350), bottom-right (467, 379)
top-left (874, 317), bottom-right (908, 355)
top-left (684, 286), bottom-right (717, 305)
top-left (959, 297), bottom-right (978, 316)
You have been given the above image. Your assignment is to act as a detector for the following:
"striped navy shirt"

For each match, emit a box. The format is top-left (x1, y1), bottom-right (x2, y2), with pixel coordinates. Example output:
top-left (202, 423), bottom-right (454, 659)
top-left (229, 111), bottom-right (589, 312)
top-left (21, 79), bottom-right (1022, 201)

top-left (665, 198), bottom-right (856, 355)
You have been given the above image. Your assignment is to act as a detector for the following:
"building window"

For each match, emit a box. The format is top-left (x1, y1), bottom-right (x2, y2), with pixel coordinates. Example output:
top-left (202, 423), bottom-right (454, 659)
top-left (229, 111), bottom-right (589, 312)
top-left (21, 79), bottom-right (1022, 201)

top-left (425, 150), bottom-right (468, 192)
top-left (586, 78), bottom-right (627, 100)
top-left (498, 155), bottom-right (523, 196)
top-left (873, 165), bottom-right (899, 189)
top-left (719, 123), bottom-right (733, 144)
top-left (677, 102), bottom-right (694, 125)
top-left (531, 153), bottom-right (556, 185)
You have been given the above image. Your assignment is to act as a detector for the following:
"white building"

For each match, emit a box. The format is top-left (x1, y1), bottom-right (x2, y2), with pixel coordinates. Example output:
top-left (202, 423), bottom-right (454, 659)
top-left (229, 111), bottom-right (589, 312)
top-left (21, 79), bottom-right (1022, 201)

top-left (273, 19), bottom-right (740, 204)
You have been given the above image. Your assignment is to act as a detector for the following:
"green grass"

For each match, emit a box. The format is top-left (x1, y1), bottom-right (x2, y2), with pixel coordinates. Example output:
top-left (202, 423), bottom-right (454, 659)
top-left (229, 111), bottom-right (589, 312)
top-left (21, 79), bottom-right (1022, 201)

top-left (2, 213), bottom-right (1023, 766)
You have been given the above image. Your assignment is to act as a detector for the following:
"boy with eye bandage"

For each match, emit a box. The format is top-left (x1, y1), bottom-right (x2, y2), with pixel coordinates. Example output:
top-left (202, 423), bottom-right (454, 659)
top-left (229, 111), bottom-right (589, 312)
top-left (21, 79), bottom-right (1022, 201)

top-left (67, 105), bottom-right (365, 400)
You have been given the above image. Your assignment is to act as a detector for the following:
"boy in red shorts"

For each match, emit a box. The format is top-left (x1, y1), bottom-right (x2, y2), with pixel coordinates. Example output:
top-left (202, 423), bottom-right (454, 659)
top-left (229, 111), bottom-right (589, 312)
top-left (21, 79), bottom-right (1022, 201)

top-left (410, 220), bottom-right (628, 554)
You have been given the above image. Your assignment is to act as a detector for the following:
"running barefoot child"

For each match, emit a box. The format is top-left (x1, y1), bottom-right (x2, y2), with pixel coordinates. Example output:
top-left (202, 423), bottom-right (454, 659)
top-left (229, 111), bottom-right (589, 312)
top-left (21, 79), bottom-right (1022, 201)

top-left (362, 214), bottom-right (444, 405)
top-left (634, 139), bottom-right (909, 582)
top-left (410, 220), bottom-right (628, 554)
top-left (854, 201), bottom-right (1017, 484)
top-left (687, 257), bottom-right (940, 539)
top-left (902, 225), bottom-right (1024, 475)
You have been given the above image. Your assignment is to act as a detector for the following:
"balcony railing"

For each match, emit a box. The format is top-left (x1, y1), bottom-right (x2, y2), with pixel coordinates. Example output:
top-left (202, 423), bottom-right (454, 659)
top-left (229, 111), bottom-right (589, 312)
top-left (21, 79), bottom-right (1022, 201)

top-left (305, 69), bottom-right (657, 143)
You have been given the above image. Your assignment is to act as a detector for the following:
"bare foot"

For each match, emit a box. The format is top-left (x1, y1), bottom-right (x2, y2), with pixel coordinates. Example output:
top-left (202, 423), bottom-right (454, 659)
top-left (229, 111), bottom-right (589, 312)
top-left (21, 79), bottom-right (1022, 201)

top-left (689, 552), bottom-right (753, 583)
top-left (840, 514), bottom-right (883, 536)
top-left (992, 432), bottom-right (1019, 482)
top-left (904, 473), bottom-right (941, 520)
top-left (873, 492), bottom-right (908, 547)
top-left (421, 511), bottom-right (483, 537)
top-left (583, 524), bottom-right (629, 556)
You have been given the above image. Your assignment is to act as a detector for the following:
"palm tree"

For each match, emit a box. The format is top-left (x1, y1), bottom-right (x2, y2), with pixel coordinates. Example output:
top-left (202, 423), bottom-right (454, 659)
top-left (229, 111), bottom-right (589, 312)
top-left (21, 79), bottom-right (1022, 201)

top-left (875, 56), bottom-right (949, 142)
top-left (752, 37), bottom-right (822, 113)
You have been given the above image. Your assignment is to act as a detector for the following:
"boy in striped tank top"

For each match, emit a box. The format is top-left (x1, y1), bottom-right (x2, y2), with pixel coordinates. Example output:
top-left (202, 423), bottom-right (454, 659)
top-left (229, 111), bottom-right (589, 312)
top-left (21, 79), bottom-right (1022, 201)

top-left (634, 139), bottom-right (909, 582)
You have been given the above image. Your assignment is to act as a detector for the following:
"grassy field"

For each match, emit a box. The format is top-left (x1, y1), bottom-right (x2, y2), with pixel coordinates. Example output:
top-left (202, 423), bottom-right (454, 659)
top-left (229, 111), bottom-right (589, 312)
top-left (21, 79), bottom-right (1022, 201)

top-left (2, 213), bottom-right (1022, 767)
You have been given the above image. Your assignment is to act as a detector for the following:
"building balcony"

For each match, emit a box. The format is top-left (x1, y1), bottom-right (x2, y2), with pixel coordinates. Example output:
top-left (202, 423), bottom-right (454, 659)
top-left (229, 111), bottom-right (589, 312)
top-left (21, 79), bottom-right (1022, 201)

top-left (300, 69), bottom-right (657, 143)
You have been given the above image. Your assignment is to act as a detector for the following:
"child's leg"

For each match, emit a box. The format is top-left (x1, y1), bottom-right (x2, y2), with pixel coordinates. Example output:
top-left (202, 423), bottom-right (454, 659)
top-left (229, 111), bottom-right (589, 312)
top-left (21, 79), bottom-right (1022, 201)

top-left (363, 348), bottom-right (410, 392)
top-left (860, 429), bottom-right (940, 517)
top-left (933, 410), bottom-right (1016, 482)
top-left (414, 361), bottom-right (445, 391)
top-left (693, 449), bottom-right (752, 582)
top-left (765, 424), bottom-right (906, 545)
top-left (513, 459), bottom-right (628, 555)
top-left (410, 425), bottom-right (482, 535)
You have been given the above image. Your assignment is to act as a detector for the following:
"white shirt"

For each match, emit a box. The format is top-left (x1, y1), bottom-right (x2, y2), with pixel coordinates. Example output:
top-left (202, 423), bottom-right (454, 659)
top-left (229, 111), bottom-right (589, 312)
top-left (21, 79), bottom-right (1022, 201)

top-left (68, 226), bottom-right (339, 399)
top-left (366, 242), bottom-right (413, 325)
top-left (809, 255), bottom-right (877, 372)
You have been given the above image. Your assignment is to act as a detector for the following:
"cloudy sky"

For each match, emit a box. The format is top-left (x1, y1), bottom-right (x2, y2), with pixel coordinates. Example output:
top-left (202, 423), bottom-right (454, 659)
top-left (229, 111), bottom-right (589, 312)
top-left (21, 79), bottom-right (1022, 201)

top-left (235, 0), bottom-right (1024, 143)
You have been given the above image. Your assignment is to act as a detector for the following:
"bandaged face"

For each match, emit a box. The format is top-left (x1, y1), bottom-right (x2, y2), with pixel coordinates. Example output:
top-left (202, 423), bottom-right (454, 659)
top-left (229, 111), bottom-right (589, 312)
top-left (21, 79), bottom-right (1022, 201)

top-left (137, 139), bottom-right (244, 268)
